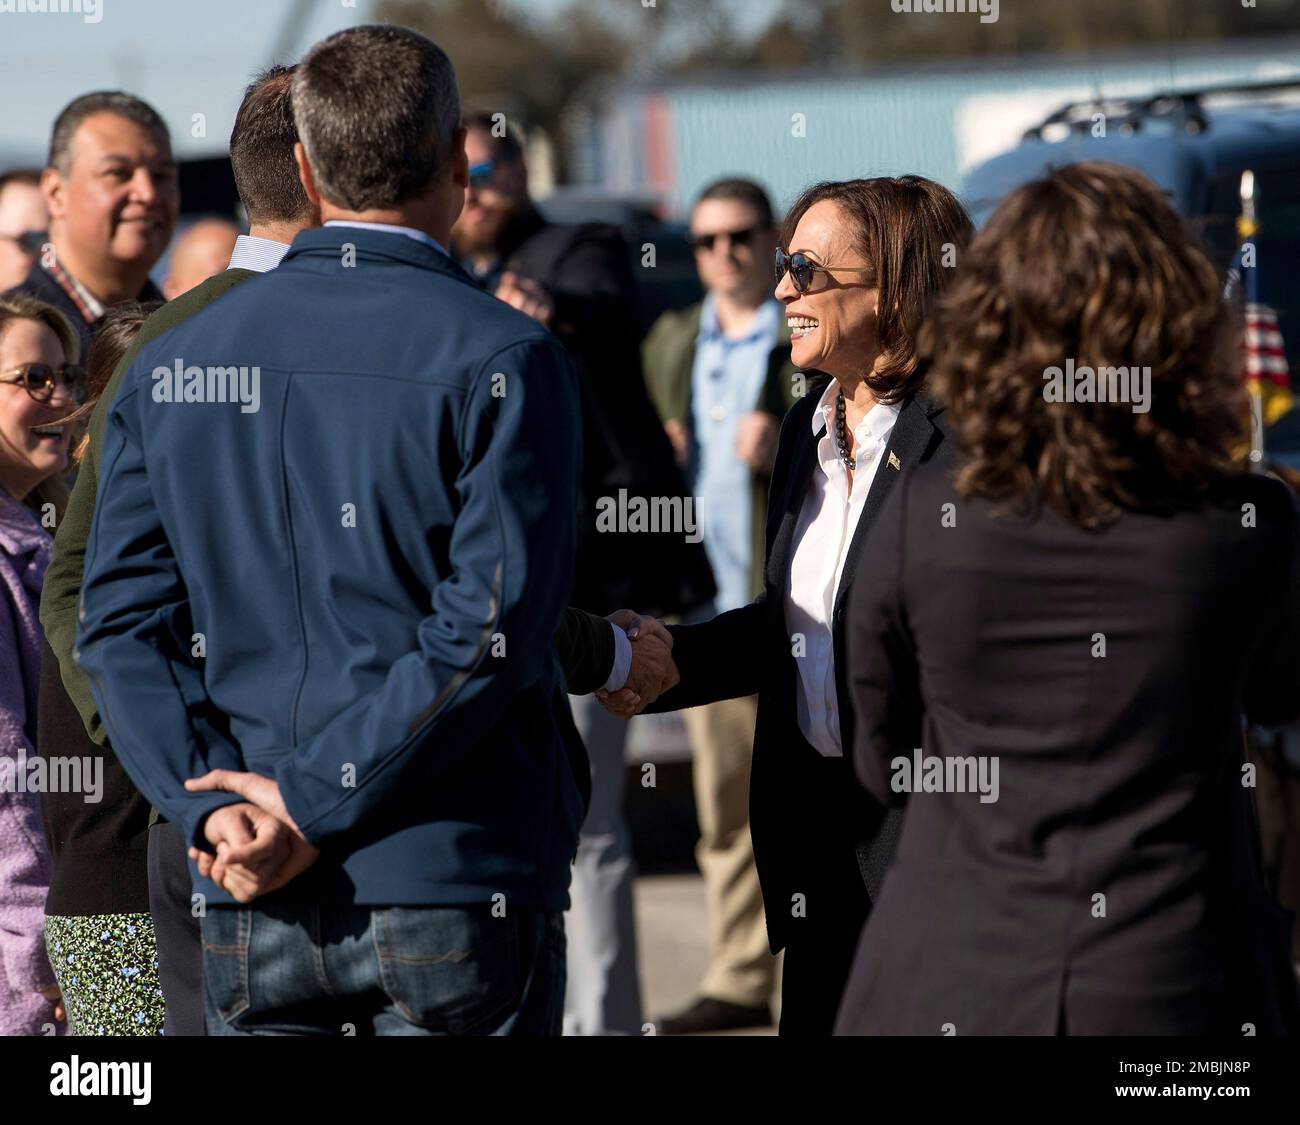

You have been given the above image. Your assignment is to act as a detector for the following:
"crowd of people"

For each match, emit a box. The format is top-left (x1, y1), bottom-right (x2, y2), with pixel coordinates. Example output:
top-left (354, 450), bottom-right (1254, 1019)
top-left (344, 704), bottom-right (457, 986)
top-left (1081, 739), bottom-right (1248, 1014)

top-left (0, 22), bottom-right (1296, 1037)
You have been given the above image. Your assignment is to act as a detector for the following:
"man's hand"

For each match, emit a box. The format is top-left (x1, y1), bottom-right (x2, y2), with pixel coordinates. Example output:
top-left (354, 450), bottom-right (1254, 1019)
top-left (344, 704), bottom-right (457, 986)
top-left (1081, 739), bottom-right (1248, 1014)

top-left (219, 825), bottom-right (319, 904)
top-left (735, 410), bottom-right (779, 475)
top-left (185, 776), bottom-right (320, 902)
top-left (201, 802), bottom-right (288, 902)
top-left (186, 769), bottom-right (299, 831)
top-left (188, 801), bottom-right (288, 903)
top-left (597, 611), bottom-right (679, 718)
top-left (494, 271), bottom-right (554, 326)
top-left (605, 608), bottom-right (671, 643)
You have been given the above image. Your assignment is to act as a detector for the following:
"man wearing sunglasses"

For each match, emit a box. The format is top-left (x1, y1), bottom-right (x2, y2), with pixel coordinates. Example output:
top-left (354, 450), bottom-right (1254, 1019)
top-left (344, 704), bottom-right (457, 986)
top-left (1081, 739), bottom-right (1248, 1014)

top-left (0, 170), bottom-right (48, 292)
top-left (4, 92), bottom-right (177, 361)
top-left (642, 178), bottom-right (799, 1035)
top-left (452, 112), bottom-right (716, 1037)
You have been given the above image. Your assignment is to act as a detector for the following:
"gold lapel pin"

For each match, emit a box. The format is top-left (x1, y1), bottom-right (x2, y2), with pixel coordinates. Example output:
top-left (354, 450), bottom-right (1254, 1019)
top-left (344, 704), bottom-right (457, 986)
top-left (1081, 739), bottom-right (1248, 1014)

top-left (888, 451), bottom-right (902, 471)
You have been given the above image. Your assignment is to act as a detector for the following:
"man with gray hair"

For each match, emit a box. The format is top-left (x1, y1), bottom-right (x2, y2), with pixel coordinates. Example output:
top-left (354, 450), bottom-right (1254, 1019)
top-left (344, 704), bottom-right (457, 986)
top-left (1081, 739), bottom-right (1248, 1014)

top-left (77, 24), bottom-right (586, 1035)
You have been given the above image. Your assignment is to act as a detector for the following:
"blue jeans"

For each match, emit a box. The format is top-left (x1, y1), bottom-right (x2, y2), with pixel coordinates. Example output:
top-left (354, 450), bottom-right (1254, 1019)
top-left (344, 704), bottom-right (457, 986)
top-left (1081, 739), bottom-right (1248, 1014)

top-left (201, 903), bottom-right (566, 1035)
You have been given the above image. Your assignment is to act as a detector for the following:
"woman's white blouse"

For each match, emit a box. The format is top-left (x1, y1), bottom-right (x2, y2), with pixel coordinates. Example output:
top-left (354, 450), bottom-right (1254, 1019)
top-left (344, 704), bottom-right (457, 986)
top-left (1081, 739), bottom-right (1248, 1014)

top-left (783, 381), bottom-right (901, 758)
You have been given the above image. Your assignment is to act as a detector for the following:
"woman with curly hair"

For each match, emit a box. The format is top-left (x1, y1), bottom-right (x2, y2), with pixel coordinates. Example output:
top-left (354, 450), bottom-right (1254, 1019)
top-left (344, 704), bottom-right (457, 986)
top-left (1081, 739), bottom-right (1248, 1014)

top-left (835, 161), bottom-right (1300, 1035)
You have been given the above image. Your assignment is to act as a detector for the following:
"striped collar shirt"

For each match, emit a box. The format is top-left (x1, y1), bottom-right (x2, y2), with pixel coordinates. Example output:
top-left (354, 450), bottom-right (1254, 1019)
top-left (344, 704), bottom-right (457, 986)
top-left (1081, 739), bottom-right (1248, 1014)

top-left (227, 234), bottom-right (291, 274)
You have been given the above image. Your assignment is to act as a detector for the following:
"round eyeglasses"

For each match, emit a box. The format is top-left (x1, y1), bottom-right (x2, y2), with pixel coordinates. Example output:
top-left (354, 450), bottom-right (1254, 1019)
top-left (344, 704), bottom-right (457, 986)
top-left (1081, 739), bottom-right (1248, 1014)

top-left (0, 363), bottom-right (89, 405)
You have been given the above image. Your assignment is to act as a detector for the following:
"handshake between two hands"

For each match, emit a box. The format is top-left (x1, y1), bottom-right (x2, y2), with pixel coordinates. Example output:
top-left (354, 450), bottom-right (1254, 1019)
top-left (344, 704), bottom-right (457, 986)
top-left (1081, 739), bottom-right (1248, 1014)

top-left (596, 610), bottom-right (681, 720)
top-left (183, 772), bottom-right (320, 904)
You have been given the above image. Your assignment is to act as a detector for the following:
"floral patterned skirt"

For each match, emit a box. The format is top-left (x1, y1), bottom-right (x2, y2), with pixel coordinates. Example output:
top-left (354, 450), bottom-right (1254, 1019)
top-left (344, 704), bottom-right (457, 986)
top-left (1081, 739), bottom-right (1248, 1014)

top-left (44, 913), bottom-right (166, 1035)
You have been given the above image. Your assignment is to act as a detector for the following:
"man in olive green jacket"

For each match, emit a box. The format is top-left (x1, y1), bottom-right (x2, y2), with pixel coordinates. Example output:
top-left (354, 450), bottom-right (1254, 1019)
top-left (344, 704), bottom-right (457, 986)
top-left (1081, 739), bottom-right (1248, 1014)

top-left (640, 179), bottom-right (800, 1034)
top-left (644, 303), bottom-right (799, 602)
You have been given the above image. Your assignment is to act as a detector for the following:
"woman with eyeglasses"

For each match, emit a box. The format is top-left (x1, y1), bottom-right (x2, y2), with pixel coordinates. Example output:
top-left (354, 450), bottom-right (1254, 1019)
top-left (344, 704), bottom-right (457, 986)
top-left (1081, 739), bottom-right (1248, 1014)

top-left (604, 177), bottom-right (974, 1034)
top-left (0, 292), bottom-right (83, 1034)
top-left (34, 300), bottom-right (170, 1037)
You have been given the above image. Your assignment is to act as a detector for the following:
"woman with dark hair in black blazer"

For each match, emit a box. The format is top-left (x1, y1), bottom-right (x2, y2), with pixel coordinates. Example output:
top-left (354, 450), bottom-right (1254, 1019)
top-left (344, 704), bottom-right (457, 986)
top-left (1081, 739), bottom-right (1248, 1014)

top-left (601, 176), bottom-right (974, 1034)
top-left (835, 160), bottom-right (1300, 1036)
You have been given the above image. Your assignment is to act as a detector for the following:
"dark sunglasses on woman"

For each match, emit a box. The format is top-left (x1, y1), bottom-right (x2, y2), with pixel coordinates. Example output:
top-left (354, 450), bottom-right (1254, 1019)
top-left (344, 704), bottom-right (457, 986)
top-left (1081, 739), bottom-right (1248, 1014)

top-left (0, 362), bottom-right (89, 405)
top-left (690, 226), bottom-right (760, 253)
top-left (775, 247), bottom-right (874, 294)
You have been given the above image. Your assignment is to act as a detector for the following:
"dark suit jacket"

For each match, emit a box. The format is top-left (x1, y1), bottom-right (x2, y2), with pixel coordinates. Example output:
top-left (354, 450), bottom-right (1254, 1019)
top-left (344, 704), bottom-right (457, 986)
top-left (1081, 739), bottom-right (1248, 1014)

top-left (483, 208), bottom-right (716, 618)
top-left (650, 379), bottom-right (954, 954)
top-left (7, 261), bottom-right (165, 365)
top-left (837, 462), bottom-right (1300, 1035)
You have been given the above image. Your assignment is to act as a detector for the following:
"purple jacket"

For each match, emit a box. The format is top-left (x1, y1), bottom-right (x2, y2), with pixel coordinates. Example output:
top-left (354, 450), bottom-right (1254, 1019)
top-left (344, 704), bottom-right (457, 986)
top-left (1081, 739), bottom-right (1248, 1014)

top-left (0, 489), bottom-right (58, 1034)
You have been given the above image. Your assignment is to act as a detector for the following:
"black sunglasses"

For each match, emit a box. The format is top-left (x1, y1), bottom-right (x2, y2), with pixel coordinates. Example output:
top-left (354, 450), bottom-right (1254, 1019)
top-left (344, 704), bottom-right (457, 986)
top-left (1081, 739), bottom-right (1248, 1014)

top-left (775, 247), bottom-right (874, 294)
top-left (0, 229), bottom-right (47, 254)
top-left (690, 226), bottom-right (760, 253)
top-left (468, 159), bottom-right (498, 190)
top-left (0, 363), bottom-right (88, 405)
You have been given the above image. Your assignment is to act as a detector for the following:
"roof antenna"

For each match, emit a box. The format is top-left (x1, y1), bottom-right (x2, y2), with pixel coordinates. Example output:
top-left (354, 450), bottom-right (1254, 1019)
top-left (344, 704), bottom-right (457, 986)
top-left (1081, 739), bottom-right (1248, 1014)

top-left (1164, 0), bottom-right (1178, 94)
top-left (1085, 19), bottom-right (1104, 108)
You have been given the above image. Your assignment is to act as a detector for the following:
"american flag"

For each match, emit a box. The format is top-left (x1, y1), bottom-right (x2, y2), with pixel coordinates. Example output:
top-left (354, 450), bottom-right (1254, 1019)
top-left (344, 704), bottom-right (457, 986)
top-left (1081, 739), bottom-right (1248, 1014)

top-left (1227, 173), bottom-right (1294, 444)
top-left (1244, 301), bottom-right (1292, 426)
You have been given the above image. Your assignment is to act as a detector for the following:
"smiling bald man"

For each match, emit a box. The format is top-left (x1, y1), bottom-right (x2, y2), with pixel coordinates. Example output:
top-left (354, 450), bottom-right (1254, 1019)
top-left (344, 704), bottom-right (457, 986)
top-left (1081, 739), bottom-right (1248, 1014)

top-left (162, 218), bottom-right (240, 300)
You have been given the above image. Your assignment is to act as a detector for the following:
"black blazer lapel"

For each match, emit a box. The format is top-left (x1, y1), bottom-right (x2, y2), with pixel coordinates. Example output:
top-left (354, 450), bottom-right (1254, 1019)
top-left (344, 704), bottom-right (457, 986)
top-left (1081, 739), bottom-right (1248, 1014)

top-left (832, 392), bottom-right (945, 901)
top-left (830, 392), bottom-right (944, 770)
top-left (765, 395), bottom-right (822, 598)
top-left (832, 394), bottom-right (942, 622)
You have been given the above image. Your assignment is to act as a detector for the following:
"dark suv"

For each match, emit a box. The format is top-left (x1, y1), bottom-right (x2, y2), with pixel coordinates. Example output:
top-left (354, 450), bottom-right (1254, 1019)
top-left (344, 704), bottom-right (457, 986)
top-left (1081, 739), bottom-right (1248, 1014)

top-left (964, 80), bottom-right (1300, 467)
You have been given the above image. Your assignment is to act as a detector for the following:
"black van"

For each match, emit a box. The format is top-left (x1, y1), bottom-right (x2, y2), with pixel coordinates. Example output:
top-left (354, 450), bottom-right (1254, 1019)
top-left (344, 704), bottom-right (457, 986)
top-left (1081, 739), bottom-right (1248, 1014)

top-left (964, 80), bottom-right (1300, 466)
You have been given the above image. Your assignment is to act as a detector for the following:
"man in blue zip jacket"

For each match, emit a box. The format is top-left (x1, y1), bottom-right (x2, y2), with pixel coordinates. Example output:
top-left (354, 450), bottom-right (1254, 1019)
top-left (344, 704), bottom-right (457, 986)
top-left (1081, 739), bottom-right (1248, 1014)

top-left (76, 24), bottom-right (585, 1035)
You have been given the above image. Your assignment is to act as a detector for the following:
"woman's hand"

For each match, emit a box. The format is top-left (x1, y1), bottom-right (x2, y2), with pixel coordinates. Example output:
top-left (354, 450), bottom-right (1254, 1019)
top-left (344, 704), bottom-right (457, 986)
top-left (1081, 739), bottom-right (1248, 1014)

top-left (39, 984), bottom-right (66, 1023)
